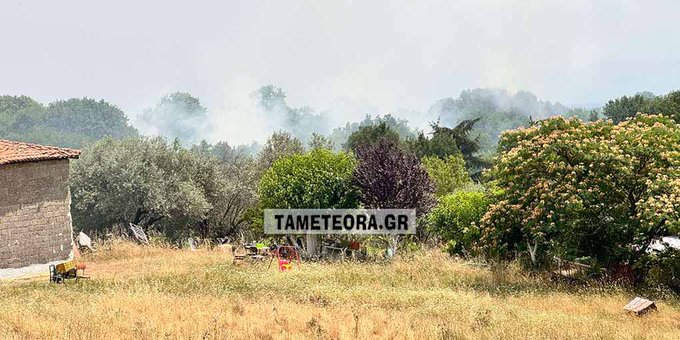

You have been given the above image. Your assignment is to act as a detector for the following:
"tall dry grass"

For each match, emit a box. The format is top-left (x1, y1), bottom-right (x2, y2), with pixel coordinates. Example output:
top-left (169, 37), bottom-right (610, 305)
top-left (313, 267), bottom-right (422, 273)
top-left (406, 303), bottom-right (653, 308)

top-left (1, 240), bottom-right (679, 339)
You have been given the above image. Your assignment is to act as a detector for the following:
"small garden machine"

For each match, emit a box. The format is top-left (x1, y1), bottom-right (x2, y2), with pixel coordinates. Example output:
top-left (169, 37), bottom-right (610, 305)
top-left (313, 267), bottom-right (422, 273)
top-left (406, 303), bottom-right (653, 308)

top-left (49, 259), bottom-right (88, 283)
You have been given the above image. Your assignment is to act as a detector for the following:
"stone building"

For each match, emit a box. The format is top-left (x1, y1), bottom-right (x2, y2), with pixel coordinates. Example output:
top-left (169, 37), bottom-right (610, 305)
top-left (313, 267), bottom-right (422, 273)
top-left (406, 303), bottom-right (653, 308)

top-left (0, 140), bottom-right (80, 279)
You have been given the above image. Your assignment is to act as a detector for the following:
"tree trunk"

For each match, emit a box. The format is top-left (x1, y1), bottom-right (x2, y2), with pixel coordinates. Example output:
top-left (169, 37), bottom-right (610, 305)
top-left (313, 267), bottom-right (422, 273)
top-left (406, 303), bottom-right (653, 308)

top-left (527, 239), bottom-right (539, 265)
top-left (306, 234), bottom-right (318, 256)
top-left (387, 235), bottom-right (400, 258)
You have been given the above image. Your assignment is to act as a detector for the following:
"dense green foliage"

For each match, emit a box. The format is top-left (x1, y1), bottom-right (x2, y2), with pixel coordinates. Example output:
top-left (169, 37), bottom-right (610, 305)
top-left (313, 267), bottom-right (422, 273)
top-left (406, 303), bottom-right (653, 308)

top-left (407, 119), bottom-right (488, 174)
top-left (480, 115), bottom-right (680, 274)
top-left (421, 154), bottom-right (470, 197)
top-left (329, 114), bottom-right (415, 150)
top-left (259, 149), bottom-right (359, 209)
top-left (0, 95), bottom-right (137, 148)
top-left (602, 93), bottom-right (653, 124)
top-left (70, 137), bottom-right (256, 240)
top-left (344, 122), bottom-right (401, 151)
top-left (603, 90), bottom-right (680, 123)
top-left (427, 190), bottom-right (489, 256)
top-left (638, 248), bottom-right (680, 291)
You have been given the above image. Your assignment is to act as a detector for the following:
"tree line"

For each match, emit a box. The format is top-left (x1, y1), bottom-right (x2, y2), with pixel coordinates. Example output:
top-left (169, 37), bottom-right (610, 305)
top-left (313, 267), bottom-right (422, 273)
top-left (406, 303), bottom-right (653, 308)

top-left (1, 87), bottom-right (679, 291)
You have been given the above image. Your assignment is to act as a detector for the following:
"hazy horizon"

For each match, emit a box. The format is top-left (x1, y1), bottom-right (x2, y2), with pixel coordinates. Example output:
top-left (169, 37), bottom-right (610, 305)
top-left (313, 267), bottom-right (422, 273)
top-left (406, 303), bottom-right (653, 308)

top-left (2, 0), bottom-right (679, 144)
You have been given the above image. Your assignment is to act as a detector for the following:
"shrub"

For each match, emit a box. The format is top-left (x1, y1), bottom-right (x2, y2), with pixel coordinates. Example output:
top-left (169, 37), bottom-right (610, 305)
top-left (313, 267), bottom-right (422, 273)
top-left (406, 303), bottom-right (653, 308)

top-left (421, 154), bottom-right (471, 197)
top-left (480, 115), bottom-right (680, 273)
top-left (258, 148), bottom-right (359, 255)
top-left (427, 190), bottom-right (489, 256)
top-left (637, 249), bottom-right (680, 293)
top-left (259, 148), bottom-right (359, 209)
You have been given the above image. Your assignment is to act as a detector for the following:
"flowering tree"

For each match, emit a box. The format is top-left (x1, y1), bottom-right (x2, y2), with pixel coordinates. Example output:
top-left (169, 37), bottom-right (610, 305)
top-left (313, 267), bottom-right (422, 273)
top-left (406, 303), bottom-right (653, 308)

top-left (480, 115), bottom-right (680, 268)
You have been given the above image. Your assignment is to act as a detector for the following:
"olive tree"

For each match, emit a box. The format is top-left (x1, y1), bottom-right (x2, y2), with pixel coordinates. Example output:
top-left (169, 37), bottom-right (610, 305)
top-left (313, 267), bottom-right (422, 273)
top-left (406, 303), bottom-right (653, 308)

top-left (70, 137), bottom-right (256, 241)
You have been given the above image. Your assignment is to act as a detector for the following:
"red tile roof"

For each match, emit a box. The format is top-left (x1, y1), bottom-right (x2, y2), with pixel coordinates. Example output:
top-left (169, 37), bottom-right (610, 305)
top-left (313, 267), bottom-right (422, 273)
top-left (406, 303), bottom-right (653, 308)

top-left (0, 140), bottom-right (81, 165)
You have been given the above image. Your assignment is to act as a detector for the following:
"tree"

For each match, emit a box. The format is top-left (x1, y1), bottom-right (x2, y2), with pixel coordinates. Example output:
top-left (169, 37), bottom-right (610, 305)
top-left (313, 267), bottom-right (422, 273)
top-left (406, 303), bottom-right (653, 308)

top-left (427, 190), bottom-right (489, 256)
top-left (480, 115), bottom-right (680, 273)
top-left (0, 95), bottom-right (45, 137)
top-left (45, 98), bottom-right (138, 140)
top-left (259, 149), bottom-right (359, 254)
top-left (256, 131), bottom-right (304, 171)
top-left (407, 119), bottom-right (488, 174)
top-left (329, 114), bottom-right (416, 150)
top-left (252, 85), bottom-right (328, 142)
top-left (308, 133), bottom-right (334, 150)
top-left (70, 137), bottom-right (256, 240)
top-left (602, 90), bottom-right (680, 124)
top-left (646, 90), bottom-right (680, 122)
top-left (190, 140), bottom-right (260, 239)
top-left (352, 138), bottom-right (435, 255)
top-left (252, 85), bottom-right (287, 112)
top-left (429, 88), bottom-right (568, 154)
top-left (138, 92), bottom-right (209, 145)
top-left (421, 154), bottom-right (471, 197)
top-left (192, 140), bottom-right (255, 172)
top-left (344, 122), bottom-right (401, 151)
top-left (602, 93), bottom-right (651, 124)
top-left (0, 95), bottom-right (138, 148)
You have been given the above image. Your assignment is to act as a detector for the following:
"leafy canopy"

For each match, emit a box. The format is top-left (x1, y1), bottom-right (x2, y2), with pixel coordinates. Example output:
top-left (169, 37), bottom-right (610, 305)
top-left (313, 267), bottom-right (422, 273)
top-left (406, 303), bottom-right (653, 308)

top-left (407, 119), bottom-right (488, 174)
top-left (344, 121), bottom-right (400, 152)
top-left (421, 154), bottom-right (470, 197)
top-left (259, 148), bottom-right (359, 209)
top-left (70, 137), bottom-right (256, 240)
top-left (427, 190), bottom-right (489, 256)
top-left (352, 138), bottom-right (435, 215)
top-left (0, 95), bottom-right (137, 148)
top-left (480, 115), bottom-right (680, 267)
top-left (603, 90), bottom-right (680, 123)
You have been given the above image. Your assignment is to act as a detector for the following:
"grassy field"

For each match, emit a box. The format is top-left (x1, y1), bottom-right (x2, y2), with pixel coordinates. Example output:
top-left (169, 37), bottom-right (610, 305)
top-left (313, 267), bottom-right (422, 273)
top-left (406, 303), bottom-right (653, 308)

top-left (1, 241), bottom-right (679, 339)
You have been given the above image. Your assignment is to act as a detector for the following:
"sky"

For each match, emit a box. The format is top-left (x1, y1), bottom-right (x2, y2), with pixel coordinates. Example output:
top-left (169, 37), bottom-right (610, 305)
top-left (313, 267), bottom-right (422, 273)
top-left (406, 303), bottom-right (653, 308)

top-left (1, 0), bottom-right (679, 144)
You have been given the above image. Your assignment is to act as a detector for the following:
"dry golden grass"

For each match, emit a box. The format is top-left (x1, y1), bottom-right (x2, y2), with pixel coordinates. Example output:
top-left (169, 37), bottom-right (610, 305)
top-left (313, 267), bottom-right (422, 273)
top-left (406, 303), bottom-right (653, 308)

top-left (1, 240), bottom-right (679, 339)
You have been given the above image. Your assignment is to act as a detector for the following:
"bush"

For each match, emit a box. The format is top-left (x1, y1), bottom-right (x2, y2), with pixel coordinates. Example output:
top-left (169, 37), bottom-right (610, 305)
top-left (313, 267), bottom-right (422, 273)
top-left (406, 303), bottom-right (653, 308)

top-left (480, 115), bottom-right (680, 273)
top-left (427, 190), bottom-right (489, 256)
top-left (421, 154), bottom-right (471, 197)
top-left (637, 249), bottom-right (680, 293)
top-left (259, 148), bottom-right (359, 209)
